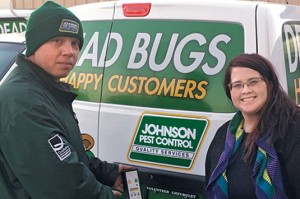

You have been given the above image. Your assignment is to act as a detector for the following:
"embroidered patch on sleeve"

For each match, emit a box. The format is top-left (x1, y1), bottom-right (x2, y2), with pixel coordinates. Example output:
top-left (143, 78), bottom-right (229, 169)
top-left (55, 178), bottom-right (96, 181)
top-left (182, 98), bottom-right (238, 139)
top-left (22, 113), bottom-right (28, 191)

top-left (48, 134), bottom-right (71, 161)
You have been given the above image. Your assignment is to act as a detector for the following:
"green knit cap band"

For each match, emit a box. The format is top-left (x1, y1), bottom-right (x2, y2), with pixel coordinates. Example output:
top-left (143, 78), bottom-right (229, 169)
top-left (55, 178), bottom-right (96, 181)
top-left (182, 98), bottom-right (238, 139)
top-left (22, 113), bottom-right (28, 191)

top-left (25, 1), bottom-right (83, 57)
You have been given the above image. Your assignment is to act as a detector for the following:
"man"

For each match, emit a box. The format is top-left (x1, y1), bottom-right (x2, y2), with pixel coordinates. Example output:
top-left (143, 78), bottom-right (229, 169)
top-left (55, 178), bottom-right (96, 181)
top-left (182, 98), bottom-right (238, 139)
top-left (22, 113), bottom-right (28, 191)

top-left (0, 1), bottom-right (129, 198)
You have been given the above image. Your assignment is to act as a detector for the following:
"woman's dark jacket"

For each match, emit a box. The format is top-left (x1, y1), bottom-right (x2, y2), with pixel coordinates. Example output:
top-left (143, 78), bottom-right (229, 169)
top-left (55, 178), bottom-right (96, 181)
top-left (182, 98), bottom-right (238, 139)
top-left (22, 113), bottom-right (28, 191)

top-left (205, 111), bottom-right (300, 198)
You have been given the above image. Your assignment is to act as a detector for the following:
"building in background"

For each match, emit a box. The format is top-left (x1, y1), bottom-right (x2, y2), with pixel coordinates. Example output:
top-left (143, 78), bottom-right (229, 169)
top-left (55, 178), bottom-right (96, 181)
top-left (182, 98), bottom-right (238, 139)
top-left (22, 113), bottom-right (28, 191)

top-left (5, 0), bottom-right (300, 9)
top-left (6, 0), bottom-right (110, 9)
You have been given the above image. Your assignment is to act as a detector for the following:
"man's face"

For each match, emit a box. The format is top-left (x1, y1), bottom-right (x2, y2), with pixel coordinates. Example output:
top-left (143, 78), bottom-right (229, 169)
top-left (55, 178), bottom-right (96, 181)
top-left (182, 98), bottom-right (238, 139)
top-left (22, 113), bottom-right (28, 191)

top-left (28, 36), bottom-right (80, 81)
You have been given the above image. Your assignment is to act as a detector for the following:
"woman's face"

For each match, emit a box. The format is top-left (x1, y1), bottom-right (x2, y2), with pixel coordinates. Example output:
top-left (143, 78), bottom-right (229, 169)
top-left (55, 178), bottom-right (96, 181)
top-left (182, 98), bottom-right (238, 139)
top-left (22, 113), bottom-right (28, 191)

top-left (229, 67), bottom-right (268, 118)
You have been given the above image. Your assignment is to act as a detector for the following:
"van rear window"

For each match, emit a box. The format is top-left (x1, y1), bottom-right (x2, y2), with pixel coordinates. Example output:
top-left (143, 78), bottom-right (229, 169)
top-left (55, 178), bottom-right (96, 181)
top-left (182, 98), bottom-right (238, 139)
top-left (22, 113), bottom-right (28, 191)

top-left (0, 42), bottom-right (25, 80)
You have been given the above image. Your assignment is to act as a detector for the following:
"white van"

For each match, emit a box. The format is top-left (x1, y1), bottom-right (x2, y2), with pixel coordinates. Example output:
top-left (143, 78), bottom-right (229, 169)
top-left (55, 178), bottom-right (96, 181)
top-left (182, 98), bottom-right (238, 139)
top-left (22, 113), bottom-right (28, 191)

top-left (0, 9), bottom-right (30, 34)
top-left (65, 0), bottom-right (300, 198)
top-left (0, 33), bottom-right (25, 81)
top-left (2, 0), bottom-right (300, 198)
top-left (0, 8), bottom-right (30, 80)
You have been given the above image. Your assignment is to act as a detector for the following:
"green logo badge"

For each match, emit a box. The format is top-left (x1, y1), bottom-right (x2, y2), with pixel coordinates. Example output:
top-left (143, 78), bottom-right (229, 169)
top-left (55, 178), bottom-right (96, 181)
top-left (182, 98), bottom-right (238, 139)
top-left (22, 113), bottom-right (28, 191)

top-left (128, 113), bottom-right (209, 169)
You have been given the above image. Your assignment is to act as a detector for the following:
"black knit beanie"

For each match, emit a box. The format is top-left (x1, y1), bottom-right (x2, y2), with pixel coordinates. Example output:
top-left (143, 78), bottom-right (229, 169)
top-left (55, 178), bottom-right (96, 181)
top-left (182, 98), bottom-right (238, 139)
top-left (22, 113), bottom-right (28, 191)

top-left (25, 1), bottom-right (83, 57)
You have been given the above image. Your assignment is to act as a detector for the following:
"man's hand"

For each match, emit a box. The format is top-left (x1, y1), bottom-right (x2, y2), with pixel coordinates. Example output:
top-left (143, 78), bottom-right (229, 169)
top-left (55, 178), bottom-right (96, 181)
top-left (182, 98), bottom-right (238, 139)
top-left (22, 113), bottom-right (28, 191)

top-left (113, 164), bottom-right (134, 195)
top-left (112, 190), bottom-right (122, 197)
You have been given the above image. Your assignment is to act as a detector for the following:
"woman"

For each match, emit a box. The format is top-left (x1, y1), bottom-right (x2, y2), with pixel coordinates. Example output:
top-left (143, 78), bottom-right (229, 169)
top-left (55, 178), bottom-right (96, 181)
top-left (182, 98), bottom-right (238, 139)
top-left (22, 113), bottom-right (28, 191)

top-left (205, 53), bottom-right (300, 198)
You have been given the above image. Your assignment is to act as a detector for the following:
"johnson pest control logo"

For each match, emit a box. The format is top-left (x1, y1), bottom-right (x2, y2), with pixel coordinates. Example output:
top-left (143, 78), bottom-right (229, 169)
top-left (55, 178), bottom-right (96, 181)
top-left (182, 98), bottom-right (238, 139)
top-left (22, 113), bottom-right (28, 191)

top-left (128, 113), bottom-right (209, 169)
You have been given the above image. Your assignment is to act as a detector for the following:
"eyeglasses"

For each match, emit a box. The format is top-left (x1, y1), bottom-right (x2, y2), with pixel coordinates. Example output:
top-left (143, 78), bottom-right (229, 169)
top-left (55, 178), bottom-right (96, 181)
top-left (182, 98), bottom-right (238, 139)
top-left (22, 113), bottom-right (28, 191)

top-left (228, 77), bottom-right (264, 92)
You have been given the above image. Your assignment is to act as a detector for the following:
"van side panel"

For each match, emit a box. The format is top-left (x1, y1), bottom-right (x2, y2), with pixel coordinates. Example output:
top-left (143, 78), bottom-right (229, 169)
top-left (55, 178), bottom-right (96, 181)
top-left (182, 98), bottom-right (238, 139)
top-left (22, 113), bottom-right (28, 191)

top-left (69, 2), bottom-right (258, 196)
top-left (68, 2), bottom-right (116, 156)
top-left (95, 0), bottom-right (257, 177)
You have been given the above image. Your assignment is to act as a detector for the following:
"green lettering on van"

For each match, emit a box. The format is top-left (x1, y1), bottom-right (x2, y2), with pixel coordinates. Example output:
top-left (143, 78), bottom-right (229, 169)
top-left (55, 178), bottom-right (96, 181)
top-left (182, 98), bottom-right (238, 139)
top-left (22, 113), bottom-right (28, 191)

top-left (0, 18), bottom-right (27, 34)
top-left (65, 20), bottom-right (244, 113)
top-left (282, 22), bottom-right (300, 106)
top-left (128, 113), bottom-right (209, 169)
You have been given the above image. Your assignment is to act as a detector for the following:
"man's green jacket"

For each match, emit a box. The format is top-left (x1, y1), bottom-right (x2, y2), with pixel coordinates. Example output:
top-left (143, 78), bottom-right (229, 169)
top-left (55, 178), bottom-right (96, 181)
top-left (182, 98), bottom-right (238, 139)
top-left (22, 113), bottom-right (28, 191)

top-left (0, 54), bottom-right (118, 199)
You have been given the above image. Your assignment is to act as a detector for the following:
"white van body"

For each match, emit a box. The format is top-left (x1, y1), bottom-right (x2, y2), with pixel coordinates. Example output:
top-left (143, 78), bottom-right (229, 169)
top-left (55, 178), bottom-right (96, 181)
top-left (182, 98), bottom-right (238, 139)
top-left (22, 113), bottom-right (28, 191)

top-left (1, 0), bottom-right (300, 198)
top-left (0, 9), bottom-right (31, 34)
top-left (64, 0), bottom-right (300, 197)
top-left (66, 0), bottom-right (300, 197)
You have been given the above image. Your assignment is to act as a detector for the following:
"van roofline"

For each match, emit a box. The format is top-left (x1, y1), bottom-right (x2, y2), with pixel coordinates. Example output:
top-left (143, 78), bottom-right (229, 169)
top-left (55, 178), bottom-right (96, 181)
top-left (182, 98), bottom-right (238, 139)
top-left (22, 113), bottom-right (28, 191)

top-left (0, 9), bottom-right (32, 18)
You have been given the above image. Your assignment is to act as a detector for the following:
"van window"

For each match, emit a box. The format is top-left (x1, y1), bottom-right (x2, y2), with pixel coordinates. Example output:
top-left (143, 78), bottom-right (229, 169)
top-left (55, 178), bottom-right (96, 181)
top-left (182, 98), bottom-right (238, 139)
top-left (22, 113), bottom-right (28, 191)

top-left (0, 42), bottom-right (25, 80)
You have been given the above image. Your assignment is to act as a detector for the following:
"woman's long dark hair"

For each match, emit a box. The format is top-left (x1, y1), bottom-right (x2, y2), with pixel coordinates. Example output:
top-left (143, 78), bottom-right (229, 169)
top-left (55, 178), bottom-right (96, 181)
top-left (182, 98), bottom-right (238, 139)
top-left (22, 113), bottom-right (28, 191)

top-left (224, 53), bottom-right (300, 161)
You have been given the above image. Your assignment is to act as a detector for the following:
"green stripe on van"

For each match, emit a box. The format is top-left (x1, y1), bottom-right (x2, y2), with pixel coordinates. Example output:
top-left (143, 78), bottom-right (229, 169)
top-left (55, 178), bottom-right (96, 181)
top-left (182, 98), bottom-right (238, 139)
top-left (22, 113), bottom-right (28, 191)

top-left (66, 20), bottom-right (244, 113)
